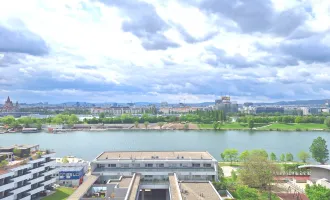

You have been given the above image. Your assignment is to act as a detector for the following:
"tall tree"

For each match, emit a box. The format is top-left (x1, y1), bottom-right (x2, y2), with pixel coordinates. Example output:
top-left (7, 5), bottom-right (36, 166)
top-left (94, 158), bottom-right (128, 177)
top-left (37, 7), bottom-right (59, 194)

top-left (310, 137), bottom-right (329, 164)
top-left (280, 154), bottom-right (285, 162)
top-left (248, 119), bottom-right (254, 129)
top-left (144, 121), bottom-right (149, 129)
top-left (324, 118), bottom-right (330, 129)
top-left (286, 153), bottom-right (294, 162)
top-left (239, 154), bottom-right (280, 198)
top-left (305, 184), bottom-right (330, 200)
top-left (222, 149), bottom-right (239, 165)
top-left (239, 150), bottom-right (250, 162)
top-left (297, 151), bottom-right (310, 163)
top-left (270, 152), bottom-right (277, 161)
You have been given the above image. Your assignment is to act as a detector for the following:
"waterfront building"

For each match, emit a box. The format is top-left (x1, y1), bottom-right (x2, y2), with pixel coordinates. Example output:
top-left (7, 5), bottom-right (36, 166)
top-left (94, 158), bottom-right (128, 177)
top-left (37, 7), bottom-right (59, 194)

top-left (68, 151), bottom-right (232, 200)
top-left (90, 107), bottom-right (147, 115)
top-left (1, 97), bottom-right (19, 112)
top-left (214, 96), bottom-right (238, 113)
top-left (255, 106), bottom-right (284, 114)
top-left (56, 166), bottom-right (85, 187)
top-left (299, 165), bottom-right (330, 189)
top-left (158, 106), bottom-right (200, 114)
top-left (0, 145), bottom-right (56, 200)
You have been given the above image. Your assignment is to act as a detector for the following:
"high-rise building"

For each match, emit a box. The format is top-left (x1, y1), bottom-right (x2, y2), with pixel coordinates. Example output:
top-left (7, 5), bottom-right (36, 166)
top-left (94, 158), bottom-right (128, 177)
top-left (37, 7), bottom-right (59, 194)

top-left (214, 96), bottom-right (238, 113)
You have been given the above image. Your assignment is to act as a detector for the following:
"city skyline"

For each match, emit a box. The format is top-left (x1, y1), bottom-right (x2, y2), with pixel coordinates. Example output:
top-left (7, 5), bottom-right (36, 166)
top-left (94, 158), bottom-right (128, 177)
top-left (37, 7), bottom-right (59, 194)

top-left (1, 0), bottom-right (330, 103)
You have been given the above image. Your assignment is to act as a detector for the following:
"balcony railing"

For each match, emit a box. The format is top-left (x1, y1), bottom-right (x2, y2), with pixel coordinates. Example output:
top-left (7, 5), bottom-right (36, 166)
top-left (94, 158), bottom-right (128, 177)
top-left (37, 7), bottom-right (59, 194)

top-left (94, 167), bottom-right (215, 173)
top-left (0, 181), bottom-right (15, 193)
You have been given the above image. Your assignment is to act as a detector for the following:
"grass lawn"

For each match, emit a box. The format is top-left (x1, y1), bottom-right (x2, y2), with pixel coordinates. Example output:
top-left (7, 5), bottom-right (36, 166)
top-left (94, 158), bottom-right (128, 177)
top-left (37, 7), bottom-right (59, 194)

top-left (198, 123), bottom-right (268, 130)
top-left (42, 187), bottom-right (75, 200)
top-left (259, 123), bottom-right (328, 131)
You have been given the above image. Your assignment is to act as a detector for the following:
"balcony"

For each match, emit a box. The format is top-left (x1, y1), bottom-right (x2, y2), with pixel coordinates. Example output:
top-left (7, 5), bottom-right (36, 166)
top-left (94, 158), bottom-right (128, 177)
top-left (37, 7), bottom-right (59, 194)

top-left (12, 173), bottom-right (32, 183)
top-left (29, 176), bottom-right (45, 185)
top-left (12, 184), bottom-right (31, 195)
top-left (0, 181), bottom-right (15, 193)
top-left (19, 195), bottom-right (31, 200)
top-left (28, 158), bottom-right (45, 164)
top-left (43, 168), bottom-right (57, 177)
top-left (29, 166), bottom-right (45, 175)
top-left (0, 194), bottom-right (14, 200)
top-left (27, 185), bottom-right (44, 196)
top-left (41, 178), bottom-right (56, 187)
top-left (94, 167), bottom-right (215, 173)
top-left (42, 160), bottom-right (55, 168)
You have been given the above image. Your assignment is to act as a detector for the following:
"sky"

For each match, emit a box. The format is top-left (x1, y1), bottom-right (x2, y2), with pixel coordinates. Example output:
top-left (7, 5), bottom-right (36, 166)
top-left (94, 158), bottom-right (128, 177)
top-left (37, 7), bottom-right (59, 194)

top-left (0, 0), bottom-right (330, 104)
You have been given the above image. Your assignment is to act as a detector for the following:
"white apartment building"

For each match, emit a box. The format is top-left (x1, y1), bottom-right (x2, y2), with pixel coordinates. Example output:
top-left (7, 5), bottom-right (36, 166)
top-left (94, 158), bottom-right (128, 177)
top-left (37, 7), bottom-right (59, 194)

top-left (68, 151), bottom-right (230, 200)
top-left (0, 148), bottom-right (57, 200)
top-left (91, 151), bottom-right (218, 182)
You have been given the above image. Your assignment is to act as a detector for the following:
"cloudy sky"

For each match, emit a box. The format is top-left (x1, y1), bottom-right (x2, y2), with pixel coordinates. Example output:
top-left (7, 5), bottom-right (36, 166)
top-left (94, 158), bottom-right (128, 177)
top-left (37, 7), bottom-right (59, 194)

top-left (0, 0), bottom-right (330, 103)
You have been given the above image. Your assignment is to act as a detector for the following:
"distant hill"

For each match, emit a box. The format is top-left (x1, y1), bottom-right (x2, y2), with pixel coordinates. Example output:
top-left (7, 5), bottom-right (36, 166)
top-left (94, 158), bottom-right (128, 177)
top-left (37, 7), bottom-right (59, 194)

top-left (256, 99), bottom-right (328, 106)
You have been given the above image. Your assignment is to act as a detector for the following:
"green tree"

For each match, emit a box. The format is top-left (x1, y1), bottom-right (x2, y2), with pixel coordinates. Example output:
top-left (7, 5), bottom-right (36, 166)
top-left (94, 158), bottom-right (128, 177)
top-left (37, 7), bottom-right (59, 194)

top-left (250, 149), bottom-right (268, 159)
top-left (286, 153), bottom-right (294, 162)
top-left (305, 184), bottom-right (330, 200)
top-left (213, 121), bottom-right (219, 130)
top-left (248, 119), bottom-right (254, 129)
top-left (220, 153), bottom-right (225, 161)
top-left (239, 150), bottom-right (250, 162)
top-left (297, 151), bottom-right (310, 163)
top-left (144, 121), bottom-right (149, 129)
top-left (270, 152), bottom-right (277, 161)
top-left (236, 185), bottom-right (259, 200)
top-left (280, 154), bottom-right (285, 162)
top-left (239, 154), bottom-right (280, 196)
top-left (0, 160), bottom-right (8, 168)
top-left (157, 122), bottom-right (164, 129)
top-left (13, 148), bottom-right (22, 157)
top-left (222, 149), bottom-right (239, 165)
top-left (68, 114), bottom-right (79, 125)
top-left (36, 122), bottom-right (42, 130)
top-left (62, 157), bottom-right (69, 163)
top-left (324, 118), bottom-right (330, 128)
top-left (295, 116), bottom-right (303, 123)
top-left (310, 137), bottom-right (329, 164)
top-left (99, 112), bottom-right (105, 119)
top-left (231, 170), bottom-right (237, 181)
top-left (183, 124), bottom-right (189, 130)
top-left (134, 121), bottom-right (139, 128)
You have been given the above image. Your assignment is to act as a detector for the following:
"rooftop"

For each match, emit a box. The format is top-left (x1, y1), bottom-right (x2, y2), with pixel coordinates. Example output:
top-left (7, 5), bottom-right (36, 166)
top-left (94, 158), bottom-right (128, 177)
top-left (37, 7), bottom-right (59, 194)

top-left (96, 151), bottom-right (214, 160)
top-left (0, 144), bottom-right (39, 150)
top-left (58, 167), bottom-right (84, 172)
top-left (68, 175), bottom-right (99, 200)
top-left (179, 182), bottom-right (221, 200)
top-left (299, 165), bottom-right (330, 170)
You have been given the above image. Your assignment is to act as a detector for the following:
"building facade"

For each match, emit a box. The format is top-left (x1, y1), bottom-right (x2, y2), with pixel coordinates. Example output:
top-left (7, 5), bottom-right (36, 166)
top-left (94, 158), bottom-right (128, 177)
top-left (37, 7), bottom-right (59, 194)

top-left (90, 107), bottom-right (147, 115)
top-left (214, 96), bottom-right (238, 113)
top-left (67, 151), bottom-right (229, 200)
top-left (91, 151), bottom-right (218, 182)
top-left (0, 146), bottom-right (56, 200)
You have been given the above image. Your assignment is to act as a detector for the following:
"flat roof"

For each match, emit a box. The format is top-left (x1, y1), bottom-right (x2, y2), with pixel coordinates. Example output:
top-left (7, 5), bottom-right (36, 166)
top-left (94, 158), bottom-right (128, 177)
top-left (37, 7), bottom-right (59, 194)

top-left (58, 167), bottom-right (84, 172)
top-left (67, 175), bottom-right (99, 200)
top-left (96, 151), bottom-right (214, 160)
top-left (169, 174), bottom-right (181, 200)
top-left (299, 165), bottom-right (330, 170)
top-left (179, 182), bottom-right (221, 200)
top-left (128, 174), bottom-right (141, 200)
top-left (119, 177), bottom-right (133, 188)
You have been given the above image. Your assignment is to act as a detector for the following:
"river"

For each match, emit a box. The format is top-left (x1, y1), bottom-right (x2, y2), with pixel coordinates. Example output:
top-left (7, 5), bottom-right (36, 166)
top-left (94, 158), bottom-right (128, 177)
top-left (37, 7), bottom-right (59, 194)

top-left (0, 130), bottom-right (329, 161)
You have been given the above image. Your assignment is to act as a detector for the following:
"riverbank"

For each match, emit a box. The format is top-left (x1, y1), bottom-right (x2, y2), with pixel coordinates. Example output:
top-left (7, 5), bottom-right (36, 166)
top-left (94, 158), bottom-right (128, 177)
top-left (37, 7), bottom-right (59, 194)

top-left (198, 122), bottom-right (330, 131)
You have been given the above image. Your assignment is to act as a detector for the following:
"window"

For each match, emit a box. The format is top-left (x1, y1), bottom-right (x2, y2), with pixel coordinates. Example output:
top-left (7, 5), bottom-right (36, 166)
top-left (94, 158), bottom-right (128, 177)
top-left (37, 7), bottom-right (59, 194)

top-left (120, 164), bottom-right (129, 168)
top-left (158, 163), bottom-right (164, 167)
top-left (203, 164), bottom-right (211, 167)
top-left (146, 164), bottom-right (153, 167)
top-left (192, 163), bottom-right (200, 167)
top-left (108, 164), bottom-right (116, 167)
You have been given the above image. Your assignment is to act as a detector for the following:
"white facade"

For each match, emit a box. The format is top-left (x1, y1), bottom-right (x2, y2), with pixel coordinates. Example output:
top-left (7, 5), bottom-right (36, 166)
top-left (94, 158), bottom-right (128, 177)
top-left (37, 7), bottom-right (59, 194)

top-left (90, 151), bottom-right (218, 182)
top-left (0, 153), bottom-right (57, 200)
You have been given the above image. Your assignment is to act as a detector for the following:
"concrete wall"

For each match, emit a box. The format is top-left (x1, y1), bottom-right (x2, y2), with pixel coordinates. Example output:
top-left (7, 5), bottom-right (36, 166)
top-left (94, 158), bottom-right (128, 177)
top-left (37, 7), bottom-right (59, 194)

top-left (311, 168), bottom-right (330, 181)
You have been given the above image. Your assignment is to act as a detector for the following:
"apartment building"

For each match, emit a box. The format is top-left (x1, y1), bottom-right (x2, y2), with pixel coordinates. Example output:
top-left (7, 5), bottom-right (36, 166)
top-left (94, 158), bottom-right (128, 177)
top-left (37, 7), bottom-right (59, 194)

top-left (67, 151), bottom-right (234, 200)
top-left (0, 145), bottom-right (57, 200)
top-left (91, 151), bottom-right (218, 182)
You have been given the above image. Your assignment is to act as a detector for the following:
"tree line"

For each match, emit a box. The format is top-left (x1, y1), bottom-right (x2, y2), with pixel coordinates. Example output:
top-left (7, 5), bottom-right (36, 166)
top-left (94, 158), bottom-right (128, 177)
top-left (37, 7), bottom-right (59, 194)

top-left (237, 115), bottom-right (327, 124)
top-left (221, 136), bottom-right (329, 165)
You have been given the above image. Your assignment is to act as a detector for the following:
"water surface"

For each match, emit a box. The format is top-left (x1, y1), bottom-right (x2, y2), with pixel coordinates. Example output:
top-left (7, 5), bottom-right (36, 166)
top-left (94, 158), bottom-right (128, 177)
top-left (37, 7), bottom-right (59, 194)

top-left (0, 130), bottom-right (329, 161)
